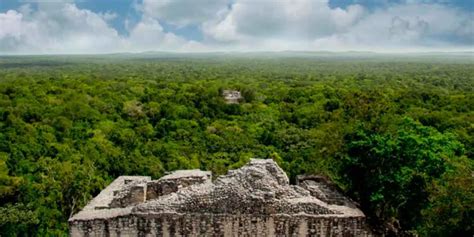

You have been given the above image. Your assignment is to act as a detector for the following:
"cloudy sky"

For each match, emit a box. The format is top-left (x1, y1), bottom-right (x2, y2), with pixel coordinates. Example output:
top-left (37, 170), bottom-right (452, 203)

top-left (0, 0), bottom-right (473, 54)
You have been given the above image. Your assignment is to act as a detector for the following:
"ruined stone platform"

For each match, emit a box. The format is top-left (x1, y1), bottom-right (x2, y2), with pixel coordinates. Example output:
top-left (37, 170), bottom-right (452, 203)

top-left (69, 159), bottom-right (373, 236)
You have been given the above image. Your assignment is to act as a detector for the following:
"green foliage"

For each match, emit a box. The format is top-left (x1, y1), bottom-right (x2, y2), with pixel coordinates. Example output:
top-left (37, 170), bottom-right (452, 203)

top-left (0, 204), bottom-right (39, 236)
top-left (0, 55), bottom-right (472, 236)
top-left (338, 118), bottom-right (467, 234)
top-left (418, 157), bottom-right (474, 237)
top-left (0, 153), bottom-right (22, 197)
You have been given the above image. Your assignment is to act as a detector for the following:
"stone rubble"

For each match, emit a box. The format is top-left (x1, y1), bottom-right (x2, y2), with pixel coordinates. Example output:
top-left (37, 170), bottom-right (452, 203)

top-left (69, 159), bottom-right (374, 236)
top-left (222, 90), bottom-right (242, 104)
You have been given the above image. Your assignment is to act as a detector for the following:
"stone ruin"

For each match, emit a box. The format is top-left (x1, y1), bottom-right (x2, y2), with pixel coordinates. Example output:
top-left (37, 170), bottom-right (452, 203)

top-left (69, 159), bottom-right (373, 236)
top-left (222, 90), bottom-right (242, 104)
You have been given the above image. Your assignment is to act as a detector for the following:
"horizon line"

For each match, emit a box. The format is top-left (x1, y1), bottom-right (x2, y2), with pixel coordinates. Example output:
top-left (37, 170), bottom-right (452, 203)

top-left (1, 50), bottom-right (474, 57)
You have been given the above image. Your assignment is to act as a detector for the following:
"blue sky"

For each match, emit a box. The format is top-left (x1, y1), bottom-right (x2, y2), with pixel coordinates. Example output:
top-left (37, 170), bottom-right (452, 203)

top-left (0, 0), bottom-right (472, 54)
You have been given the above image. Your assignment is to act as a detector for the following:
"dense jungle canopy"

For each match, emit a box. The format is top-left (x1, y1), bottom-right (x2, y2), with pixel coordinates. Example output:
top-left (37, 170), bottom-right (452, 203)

top-left (0, 53), bottom-right (472, 236)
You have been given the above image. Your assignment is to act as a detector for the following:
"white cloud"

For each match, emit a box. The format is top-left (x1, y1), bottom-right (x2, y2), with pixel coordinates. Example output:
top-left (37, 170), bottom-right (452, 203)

top-left (125, 17), bottom-right (205, 52)
top-left (0, 0), bottom-right (472, 54)
top-left (140, 0), bottom-right (230, 27)
top-left (0, 3), bottom-right (199, 54)
top-left (0, 3), bottom-right (122, 54)
top-left (203, 0), bottom-right (365, 43)
top-left (201, 0), bottom-right (473, 51)
top-left (311, 3), bottom-right (474, 51)
top-left (99, 11), bottom-right (118, 21)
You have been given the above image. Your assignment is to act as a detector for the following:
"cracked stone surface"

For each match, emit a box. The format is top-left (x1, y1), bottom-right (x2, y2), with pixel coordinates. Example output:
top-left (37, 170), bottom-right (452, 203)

top-left (69, 159), bottom-right (373, 236)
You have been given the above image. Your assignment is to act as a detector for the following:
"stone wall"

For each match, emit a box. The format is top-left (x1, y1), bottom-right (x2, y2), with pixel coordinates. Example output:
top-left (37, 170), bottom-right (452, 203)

top-left (69, 159), bottom-right (374, 236)
top-left (71, 215), bottom-right (372, 237)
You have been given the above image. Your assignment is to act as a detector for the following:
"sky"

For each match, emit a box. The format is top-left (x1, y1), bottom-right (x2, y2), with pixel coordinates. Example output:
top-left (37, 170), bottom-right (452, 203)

top-left (0, 0), bottom-right (473, 54)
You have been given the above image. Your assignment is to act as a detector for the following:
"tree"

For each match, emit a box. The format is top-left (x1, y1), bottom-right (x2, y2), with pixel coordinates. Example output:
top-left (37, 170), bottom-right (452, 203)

top-left (338, 117), bottom-right (465, 235)
top-left (418, 157), bottom-right (473, 237)
top-left (0, 153), bottom-right (22, 198)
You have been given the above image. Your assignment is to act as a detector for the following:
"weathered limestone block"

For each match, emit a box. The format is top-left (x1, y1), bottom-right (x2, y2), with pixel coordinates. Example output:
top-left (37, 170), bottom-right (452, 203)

top-left (297, 175), bottom-right (356, 206)
top-left (222, 90), bottom-right (242, 104)
top-left (110, 182), bottom-right (146, 208)
top-left (146, 170), bottom-right (211, 200)
top-left (69, 159), bottom-right (374, 236)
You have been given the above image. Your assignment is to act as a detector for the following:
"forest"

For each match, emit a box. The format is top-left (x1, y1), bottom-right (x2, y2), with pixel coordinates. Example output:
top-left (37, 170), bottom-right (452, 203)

top-left (0, 53), bottom-right (472, 236)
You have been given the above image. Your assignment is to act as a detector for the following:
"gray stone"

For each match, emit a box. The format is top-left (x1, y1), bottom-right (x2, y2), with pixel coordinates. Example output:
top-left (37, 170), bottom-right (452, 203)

top-left (69, 159), bottom-right (374, 236)
top-left (222, 90), bottom-right (242, 104)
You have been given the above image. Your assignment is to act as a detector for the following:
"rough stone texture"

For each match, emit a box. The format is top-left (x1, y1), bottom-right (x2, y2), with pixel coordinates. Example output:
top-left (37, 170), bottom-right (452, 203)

top-left (69, 159), bottom-right (373, 236)
top-left (296, 175), bottom-right (355, 206)
top-left (146, 170), bottom-right (212, 201)
top-left (222, 90), bottom-right (242, 104)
